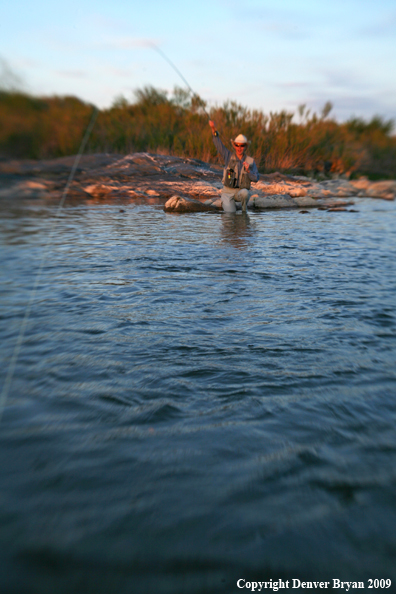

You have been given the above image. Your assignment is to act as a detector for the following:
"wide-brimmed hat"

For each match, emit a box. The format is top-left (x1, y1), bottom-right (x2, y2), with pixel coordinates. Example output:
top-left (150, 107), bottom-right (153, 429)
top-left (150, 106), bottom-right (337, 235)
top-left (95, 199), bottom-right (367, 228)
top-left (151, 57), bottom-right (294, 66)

top-left (232, 134), bottom-right (250, 145)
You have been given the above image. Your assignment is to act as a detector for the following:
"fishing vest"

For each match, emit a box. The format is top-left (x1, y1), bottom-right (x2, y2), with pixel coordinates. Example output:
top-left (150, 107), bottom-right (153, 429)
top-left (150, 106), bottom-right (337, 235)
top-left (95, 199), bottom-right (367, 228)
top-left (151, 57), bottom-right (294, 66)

top-left (222, 154), bottom-right (254, 190)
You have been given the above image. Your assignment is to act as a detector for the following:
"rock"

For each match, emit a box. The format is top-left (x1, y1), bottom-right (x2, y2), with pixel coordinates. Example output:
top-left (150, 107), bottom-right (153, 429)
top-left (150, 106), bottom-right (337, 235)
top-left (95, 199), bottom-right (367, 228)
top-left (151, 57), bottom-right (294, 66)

top-left (319, 179), bottom-right (359, 196)
top-left (0, 180), bottom-right (51, 199)
top-left (67, 185), bottom-right (93, 199)
top-left (0, 154), bottom-right (121, 176)
top-left (253, 193), bottom-right (319, 209)
top-left (349, 179), bottom-right (395, 200)
top-left (162, 158), bottom-right (221, 180)
top-left (83, 183), bottom-right (124, 198)
top-left (204, 198), bottom-right (222, 209)
top-left (255, 181), bottom-right (307, 196)
top-left (255, 178), bottom-right (360, 201)
top-left (189, 180), bottom-right (221, 197)
top-left (253, 194), bottom-right (293, 209)
top-left (323, 200), bottom-right (354, 208)
top-left (84, 183), bottom-right (112, 196)
top-left (305, 188), bottom-right (333, 198)
top-left (164, 195), bottom-right (219, 213)
top-left (104, 154), bottom-right (162, 176)
top-left (1, 153), bottom-right (395, 208)
top-left (288, 187), bottom-right (307, 197)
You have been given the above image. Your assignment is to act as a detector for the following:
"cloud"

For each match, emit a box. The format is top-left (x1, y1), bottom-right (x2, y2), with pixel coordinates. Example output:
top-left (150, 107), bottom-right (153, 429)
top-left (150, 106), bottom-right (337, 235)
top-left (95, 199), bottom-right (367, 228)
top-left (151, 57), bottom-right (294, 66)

top-left (319, 69), bottom-right (368, 91)
top-left (274, 63), bottom-right (396, 120)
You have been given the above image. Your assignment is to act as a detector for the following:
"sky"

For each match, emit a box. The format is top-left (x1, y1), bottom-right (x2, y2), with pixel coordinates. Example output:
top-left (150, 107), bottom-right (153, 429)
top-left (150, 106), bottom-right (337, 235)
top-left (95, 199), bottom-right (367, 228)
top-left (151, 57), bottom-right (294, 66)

top-left (1, 0), bottom-right (396, 122)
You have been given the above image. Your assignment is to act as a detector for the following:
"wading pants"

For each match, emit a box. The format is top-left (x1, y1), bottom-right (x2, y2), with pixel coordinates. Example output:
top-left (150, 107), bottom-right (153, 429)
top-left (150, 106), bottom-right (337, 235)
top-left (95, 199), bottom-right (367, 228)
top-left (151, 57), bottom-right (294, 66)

top-left (221, 188), bottom-right (250, 213)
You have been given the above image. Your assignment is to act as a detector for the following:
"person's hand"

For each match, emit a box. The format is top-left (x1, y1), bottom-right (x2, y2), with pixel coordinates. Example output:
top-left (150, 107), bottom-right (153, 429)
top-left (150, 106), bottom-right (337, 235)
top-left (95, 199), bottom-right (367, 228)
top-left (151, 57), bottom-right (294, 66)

top-left (209, 120), bottom-right (216, 134)
top-left (243, 162), bottom-right (250, 171)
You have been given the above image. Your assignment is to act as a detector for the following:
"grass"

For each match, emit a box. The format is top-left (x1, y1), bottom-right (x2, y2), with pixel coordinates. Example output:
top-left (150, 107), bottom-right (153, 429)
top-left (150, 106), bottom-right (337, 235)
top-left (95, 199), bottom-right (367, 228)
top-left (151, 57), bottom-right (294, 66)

top-left (1, 86), bottom-right (395, 179)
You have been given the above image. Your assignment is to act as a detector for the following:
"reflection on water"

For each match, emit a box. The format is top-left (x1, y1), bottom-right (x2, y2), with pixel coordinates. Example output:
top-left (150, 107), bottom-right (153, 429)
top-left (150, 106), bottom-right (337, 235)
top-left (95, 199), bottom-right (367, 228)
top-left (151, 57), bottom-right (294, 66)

top-left (220, 212), bottom-right (255, 250)
top-left (0, 198), bottom-right (396, 594)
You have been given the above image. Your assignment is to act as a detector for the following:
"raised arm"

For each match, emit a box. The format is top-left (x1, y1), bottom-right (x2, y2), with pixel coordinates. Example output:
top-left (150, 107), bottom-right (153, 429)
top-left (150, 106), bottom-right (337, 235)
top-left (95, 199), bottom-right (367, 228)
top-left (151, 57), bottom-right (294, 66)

top-left (209, 120), bottom-right (231, 165)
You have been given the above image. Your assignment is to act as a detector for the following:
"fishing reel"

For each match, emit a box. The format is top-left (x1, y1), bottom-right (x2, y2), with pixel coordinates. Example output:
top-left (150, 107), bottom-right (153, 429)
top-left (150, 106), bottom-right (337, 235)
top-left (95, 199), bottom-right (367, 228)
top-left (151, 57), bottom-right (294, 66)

top-left (224, 168), bottom-right (237, 188)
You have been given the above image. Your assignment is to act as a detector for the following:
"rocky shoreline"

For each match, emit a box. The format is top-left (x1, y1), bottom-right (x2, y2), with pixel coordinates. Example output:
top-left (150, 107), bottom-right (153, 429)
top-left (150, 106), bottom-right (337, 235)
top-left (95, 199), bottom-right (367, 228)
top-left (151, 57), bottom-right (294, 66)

top-left (1, 152), bottom-right (395, 212)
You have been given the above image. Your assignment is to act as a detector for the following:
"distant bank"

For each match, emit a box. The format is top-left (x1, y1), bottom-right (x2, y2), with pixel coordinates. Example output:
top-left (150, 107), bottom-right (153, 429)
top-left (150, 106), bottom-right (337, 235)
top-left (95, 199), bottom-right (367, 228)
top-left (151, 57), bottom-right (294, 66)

top-left (1, 86), bottom-right (395, 180)
top-left (0, 153), bottom-right (394, 212)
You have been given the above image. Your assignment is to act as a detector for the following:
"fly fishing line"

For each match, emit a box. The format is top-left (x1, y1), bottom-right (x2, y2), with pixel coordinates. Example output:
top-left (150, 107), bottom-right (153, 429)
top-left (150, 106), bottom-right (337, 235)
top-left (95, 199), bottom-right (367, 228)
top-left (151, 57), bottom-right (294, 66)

top-left (150, 44), bottom-right (211, 120)
top-left (150, 43), bottom-right (230, 146)
top-left (1, 44), bottom-right (225, 422)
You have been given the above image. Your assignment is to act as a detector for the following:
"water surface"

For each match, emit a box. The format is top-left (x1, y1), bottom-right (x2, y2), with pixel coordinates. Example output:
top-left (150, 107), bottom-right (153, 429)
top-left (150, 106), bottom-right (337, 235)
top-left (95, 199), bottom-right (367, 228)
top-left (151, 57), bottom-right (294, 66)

top-left (1, 198), bottom-right (396, 593)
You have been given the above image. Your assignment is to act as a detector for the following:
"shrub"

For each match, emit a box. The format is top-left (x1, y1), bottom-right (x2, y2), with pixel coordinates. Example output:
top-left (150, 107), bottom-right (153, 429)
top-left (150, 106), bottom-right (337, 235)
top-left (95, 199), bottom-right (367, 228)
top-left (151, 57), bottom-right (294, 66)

top-left (1, 87), bottom-right (395, 179)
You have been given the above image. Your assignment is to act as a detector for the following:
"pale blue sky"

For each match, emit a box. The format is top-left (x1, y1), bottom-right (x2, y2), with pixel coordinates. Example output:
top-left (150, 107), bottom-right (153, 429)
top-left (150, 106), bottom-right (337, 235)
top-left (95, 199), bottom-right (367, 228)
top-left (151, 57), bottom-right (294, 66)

top-left (1, 0), bottom-right (395, 121)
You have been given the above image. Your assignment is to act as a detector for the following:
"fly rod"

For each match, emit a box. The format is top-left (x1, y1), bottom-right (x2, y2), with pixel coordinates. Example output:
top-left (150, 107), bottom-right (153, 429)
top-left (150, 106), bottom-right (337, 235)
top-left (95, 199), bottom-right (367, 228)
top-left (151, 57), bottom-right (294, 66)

top-left (150, 44), bottom-right (211, 121)
top-left (150, 43), bottom-right (230, 146)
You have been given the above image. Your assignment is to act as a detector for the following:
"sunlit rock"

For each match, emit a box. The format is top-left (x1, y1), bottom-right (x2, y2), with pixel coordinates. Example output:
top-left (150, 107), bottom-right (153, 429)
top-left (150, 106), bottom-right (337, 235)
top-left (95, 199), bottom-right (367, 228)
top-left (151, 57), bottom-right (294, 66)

top-left (67, 185), bottom-right (93, 199)
top-left (164, 195), bottom-right (218, 213)
top-left (84, 183), bottom-right (119, 198)
top-left (318, 179), bottom-right (359, 196)
top-left (349, 179), bottom-right (395, 200)
top-left (1, 154), bottom-right (395, 207)
top-left (288, 187), bottom-right (308, 197)
top-left (255, 181), bottom-right (303, 196)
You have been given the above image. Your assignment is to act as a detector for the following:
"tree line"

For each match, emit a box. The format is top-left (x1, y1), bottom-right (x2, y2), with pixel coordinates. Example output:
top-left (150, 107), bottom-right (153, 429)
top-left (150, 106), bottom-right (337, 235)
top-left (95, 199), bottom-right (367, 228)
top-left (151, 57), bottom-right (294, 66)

top-left (1, 85), bottom-right (395, 179)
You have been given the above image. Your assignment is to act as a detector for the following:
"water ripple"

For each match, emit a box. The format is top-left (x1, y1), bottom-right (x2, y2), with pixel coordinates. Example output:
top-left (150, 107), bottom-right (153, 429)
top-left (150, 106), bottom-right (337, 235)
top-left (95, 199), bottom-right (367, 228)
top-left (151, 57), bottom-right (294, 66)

top-left (0, 198), bottom-right (396, 591)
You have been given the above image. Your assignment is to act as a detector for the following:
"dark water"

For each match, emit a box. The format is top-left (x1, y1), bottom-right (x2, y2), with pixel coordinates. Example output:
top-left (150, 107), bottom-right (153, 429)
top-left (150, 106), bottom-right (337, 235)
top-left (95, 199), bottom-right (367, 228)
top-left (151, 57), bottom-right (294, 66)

top-left (0, 198), bottom-right (396, 594)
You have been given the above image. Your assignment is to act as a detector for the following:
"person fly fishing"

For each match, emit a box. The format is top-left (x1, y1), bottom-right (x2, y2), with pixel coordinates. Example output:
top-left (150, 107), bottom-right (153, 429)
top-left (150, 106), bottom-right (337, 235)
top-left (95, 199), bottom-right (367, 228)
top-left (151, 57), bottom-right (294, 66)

top-left (209, 120), bottom-right (259, 213)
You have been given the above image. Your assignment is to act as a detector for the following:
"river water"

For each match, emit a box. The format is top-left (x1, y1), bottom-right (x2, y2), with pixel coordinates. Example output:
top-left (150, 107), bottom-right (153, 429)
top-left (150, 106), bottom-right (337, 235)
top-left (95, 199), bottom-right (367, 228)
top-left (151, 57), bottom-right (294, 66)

top-left (0, 197), bottom-right (395, 593)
